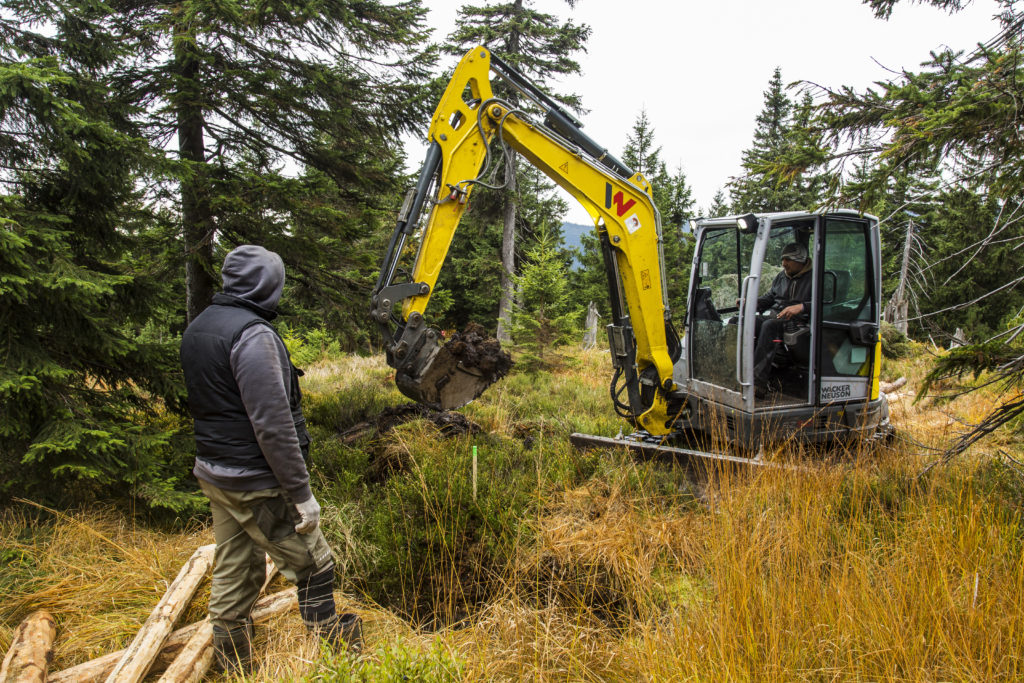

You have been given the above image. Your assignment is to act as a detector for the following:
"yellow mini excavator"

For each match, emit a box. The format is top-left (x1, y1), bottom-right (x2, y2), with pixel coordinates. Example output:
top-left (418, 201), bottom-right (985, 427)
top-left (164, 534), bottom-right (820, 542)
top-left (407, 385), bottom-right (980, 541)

top-left (371, 46), bottom-right (891, 462)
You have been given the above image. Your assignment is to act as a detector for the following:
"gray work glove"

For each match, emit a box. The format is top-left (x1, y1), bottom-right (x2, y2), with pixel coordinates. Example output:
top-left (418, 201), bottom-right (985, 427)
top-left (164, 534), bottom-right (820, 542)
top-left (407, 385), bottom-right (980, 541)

top-left (294, 496), bottom-right (321, 534)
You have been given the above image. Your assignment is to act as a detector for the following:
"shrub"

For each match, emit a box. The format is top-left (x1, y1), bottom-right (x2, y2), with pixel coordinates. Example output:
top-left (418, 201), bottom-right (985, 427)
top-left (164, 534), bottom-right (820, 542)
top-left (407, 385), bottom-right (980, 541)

top-left (880, 320), bottom-right (912, 359)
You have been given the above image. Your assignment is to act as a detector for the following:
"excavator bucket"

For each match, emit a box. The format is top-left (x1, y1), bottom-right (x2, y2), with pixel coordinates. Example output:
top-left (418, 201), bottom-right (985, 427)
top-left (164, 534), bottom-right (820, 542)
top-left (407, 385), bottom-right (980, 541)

top-left (394, 323), bottom-right (512, 410)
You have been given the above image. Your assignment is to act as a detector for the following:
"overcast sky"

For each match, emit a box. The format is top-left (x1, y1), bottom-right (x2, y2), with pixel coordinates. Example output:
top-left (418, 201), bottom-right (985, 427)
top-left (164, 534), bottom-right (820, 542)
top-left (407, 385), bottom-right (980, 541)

top-left (414, 0), bottom-right (1003, 223)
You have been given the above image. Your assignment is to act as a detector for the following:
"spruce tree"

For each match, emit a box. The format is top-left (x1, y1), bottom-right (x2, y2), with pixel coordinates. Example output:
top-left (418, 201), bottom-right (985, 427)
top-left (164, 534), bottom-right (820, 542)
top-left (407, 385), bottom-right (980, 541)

top-left (730, 67), bottom-right (818, 212)
top-left (660, 165), bottom-right (697, 324)
top-left (0, 17), bottom-right (191, 509)
top-left (620, 110), bottom-right (695, 325)
top-left (706, 189), bottom-right (731, 217)
top-left (444, 0), bottom-right (590, 341)
top-left (509, 227), bottom-right (581, 369)
top-left (570, 230), bottom-right (610, 320)
top-left (781, 0), bottom-right (1024, 454)
top-left (10, 0), bottom-right (436, 328)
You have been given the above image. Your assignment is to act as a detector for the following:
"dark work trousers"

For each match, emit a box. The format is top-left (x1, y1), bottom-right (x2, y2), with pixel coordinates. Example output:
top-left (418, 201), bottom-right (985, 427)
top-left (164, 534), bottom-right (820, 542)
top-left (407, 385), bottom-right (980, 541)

top-left (753, 317), bottom-right (786, 386)
top-left (199, 479), bottom-right (335, 632)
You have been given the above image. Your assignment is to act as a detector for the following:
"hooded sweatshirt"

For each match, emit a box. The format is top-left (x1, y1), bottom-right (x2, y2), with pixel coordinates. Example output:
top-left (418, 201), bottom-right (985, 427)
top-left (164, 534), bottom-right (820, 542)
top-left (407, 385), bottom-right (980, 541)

top-left (180, 245), bottom-right (312, 503)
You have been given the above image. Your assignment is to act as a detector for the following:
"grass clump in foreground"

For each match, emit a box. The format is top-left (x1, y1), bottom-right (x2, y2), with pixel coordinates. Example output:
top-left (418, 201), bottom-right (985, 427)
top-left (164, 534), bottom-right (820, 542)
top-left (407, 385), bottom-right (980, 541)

top-left (3, 346), bottom-right (1024, 680)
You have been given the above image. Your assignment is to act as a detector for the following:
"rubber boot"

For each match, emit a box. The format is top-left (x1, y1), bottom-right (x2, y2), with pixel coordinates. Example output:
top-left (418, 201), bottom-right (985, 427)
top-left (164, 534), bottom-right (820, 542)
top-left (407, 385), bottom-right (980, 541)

top-left (319, 612), bottom-right (363, 653)
top-left (298, 565), bottom-right (362, 653)
top-left (212, 620), bottom-right (253, 675)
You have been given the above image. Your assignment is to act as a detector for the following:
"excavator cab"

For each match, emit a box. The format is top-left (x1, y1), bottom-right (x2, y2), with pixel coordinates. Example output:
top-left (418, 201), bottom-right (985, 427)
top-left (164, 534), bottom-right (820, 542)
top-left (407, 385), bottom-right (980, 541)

top-left (673, 210), bottom-right (887, 447)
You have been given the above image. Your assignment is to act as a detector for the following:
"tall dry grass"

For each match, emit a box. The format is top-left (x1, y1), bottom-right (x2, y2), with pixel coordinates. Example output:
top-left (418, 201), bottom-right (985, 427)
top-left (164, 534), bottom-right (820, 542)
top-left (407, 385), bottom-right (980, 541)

top-left (2, 344), bottom-right (1022, 681)
top-left (0, 504), bottom-right (213, 668)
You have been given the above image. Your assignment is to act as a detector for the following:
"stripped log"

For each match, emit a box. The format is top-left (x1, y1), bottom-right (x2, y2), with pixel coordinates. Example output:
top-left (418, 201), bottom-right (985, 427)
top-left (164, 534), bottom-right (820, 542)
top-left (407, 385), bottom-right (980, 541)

top-left (155, 556), bottom-right (279, 683)
top-left (1, 610), bottom-right (56, 683)
top-left (102, 545), bottom-right (215, 683)
top-left (880, 376), bottom-right (907, 394)
top-left (47, 589), bottom-right (296, 683)
top-left (152, 626), bottom-right (211, 683)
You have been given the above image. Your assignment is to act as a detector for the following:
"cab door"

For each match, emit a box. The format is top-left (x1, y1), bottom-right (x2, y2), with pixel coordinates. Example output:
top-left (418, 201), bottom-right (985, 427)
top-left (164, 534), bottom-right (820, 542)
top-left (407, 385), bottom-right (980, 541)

top-left (815, 216), bottom-right (880, 405)
top-left (687, 224), bottom-right (761, 411)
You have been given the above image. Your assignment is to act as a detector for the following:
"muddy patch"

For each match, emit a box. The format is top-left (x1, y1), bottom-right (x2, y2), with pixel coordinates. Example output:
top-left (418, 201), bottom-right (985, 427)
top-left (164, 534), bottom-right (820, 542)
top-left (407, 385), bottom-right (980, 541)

top-left (340, 403), bottom-right (481, 484)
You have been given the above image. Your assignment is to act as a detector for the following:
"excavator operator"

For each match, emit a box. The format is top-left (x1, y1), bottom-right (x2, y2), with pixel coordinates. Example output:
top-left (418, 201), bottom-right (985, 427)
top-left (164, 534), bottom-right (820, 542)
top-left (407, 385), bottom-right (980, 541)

top-left (752, 242), bottom-right (813, 396)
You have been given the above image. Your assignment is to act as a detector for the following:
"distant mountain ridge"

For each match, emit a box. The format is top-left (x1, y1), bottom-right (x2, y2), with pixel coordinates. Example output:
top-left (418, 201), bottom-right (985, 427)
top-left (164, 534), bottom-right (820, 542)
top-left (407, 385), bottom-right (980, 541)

top-left (560, 221), bottom-right (591, 268)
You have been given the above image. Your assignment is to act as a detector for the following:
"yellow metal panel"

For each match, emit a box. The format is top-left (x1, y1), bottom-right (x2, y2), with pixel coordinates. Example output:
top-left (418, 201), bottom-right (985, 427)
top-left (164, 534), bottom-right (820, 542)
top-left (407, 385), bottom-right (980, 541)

top-left (399, 46), bottom-right (677, 434)
top-left (870, 339), bottom-right (881, 400)
top-left (403, 47), bottom-right (495, 320)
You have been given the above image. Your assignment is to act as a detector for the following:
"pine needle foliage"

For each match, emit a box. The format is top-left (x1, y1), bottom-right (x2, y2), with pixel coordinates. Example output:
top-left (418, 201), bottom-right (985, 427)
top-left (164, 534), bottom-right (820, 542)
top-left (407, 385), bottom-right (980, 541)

top-left (509, 226), bottom-right (581, 370)
top-left (4, 0), bottom-right (437, 327)
top-left (0, 24), bottom-right (194, 509)
top-left (769, 0), bottom-right (1024, 454)
top-left (441, 0), bottom-right (589, 339)
top-left (729, 68), bottom-right (822, 212)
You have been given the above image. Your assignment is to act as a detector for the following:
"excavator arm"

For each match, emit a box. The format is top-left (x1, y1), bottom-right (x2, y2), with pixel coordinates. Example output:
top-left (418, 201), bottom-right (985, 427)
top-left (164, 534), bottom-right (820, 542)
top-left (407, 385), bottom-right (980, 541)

top-left (371, 46), bottom-right (680, 435)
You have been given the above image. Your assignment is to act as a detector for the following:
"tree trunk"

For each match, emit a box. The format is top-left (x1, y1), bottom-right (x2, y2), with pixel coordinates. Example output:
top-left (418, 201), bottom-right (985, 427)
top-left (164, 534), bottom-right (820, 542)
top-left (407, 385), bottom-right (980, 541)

top-left (175, 19), bottom-right (215, 325)
top-left (155, 555), bottom-right (278, 683)
top-left (47, 589), bottom-right (296, 683)
top-left (1, 610), bottom-right (56, 683)
top-left (885, 218), bottom-right (914, 335)
top-left (495, 155), bottom-right (518, 343)
top-left (495, 6), bottom-right (522, 344)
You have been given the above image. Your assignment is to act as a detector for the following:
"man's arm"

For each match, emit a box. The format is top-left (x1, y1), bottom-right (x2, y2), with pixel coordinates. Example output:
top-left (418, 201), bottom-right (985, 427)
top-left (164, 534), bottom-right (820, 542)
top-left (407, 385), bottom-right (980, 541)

top-left (230, 325), bottom-right (313, 505)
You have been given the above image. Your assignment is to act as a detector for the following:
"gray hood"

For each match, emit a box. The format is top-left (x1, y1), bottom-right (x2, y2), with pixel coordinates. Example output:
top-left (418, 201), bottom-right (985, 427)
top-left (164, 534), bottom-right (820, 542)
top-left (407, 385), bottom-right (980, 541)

top-left (221, 245), bottom-right (285, 311)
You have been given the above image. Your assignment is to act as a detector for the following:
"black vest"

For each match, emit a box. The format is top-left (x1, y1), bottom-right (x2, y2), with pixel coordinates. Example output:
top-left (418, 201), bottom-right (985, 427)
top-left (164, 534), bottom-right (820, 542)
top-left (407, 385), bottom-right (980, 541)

top-left (180, 295), bottom-right (306, 467)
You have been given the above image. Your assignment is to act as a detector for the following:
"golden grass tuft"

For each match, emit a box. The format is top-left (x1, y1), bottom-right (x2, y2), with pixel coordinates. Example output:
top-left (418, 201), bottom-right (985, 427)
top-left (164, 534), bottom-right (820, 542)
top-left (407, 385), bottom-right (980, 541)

top-left (0, 504), bottom-right (212, 669)
top-left (3, 345), bottom-right (1023, 680)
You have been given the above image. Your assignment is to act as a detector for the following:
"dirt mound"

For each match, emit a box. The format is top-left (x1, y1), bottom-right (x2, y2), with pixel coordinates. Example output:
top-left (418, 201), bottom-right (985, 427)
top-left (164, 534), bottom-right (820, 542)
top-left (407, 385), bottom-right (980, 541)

top-left (339, 403), bottom-right (481, 445)
top-left (348, 403), bottom-right (481, 484)
top-left (442, 322), bottom-right (513, 379)
top-left (375, 403), bottom-right (481, 437)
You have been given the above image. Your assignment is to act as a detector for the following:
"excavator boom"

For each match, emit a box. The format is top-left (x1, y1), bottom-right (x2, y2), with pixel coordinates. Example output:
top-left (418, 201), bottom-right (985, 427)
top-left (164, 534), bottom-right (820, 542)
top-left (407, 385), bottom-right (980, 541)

top-left (371, 46), bottom-right (678, 431)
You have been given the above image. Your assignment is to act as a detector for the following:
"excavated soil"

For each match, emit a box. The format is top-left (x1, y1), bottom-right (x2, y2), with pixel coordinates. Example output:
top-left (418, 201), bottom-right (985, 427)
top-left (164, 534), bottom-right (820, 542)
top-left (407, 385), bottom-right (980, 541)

top-left (341, 403), bottom-right (482, 484)
top-left (339, 403), bottom-right (481, 444)
top-left (442, 322), bottom-right (513, 379)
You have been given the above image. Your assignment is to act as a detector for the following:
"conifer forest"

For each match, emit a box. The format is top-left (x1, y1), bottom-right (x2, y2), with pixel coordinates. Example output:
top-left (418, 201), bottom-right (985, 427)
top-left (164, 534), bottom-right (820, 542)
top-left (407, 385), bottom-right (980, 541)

top-left (2, 0), bottom-right (1024, 680)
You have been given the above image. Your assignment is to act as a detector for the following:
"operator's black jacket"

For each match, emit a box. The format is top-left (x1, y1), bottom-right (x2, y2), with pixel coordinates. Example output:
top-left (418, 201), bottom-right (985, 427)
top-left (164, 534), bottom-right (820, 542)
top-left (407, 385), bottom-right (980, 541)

top-left (756, 261), bottom-right (813, 321)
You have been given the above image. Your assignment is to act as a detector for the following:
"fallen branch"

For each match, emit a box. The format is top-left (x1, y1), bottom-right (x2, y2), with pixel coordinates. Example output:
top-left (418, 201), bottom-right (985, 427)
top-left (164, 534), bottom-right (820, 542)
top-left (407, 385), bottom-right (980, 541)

top-left (152, 627), bottom-right (211, 683)
top-left (1, 610), bottom-right (56, 683)
top-left (47, 589), bottom-right (296, 683)
top-left (880, 376), bottom-right (907, 393)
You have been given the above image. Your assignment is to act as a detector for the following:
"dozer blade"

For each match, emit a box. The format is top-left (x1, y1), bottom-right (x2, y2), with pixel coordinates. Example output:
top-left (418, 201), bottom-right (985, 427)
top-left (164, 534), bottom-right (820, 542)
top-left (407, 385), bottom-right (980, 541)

top-left (569, 432), bottom-right (784, 469)
top-left (395, 341), bottom-right (497, 410)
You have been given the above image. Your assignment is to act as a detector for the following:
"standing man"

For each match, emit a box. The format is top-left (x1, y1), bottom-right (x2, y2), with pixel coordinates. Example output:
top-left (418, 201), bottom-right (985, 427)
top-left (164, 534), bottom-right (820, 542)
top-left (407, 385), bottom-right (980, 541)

top-left (180, 245), bottom-right (360, 673)
top-left (752, 242), bottom-right (813, 394)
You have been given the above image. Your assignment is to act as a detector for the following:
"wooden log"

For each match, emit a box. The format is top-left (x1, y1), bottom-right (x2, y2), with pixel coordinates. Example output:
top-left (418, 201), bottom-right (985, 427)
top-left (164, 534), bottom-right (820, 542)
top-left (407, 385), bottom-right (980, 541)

top-left (1, 610), bottom-right (56, 683)
top-left (47, 589), bottom-right (296, 683)
top-left (152, 625), bottom-right (211, 683)
top-left (880, 376), bottom-right (907, 394)
top-left (155, 556), bottom-right (279, 683)
top-left (102, 545), bottom-right (215, 683)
